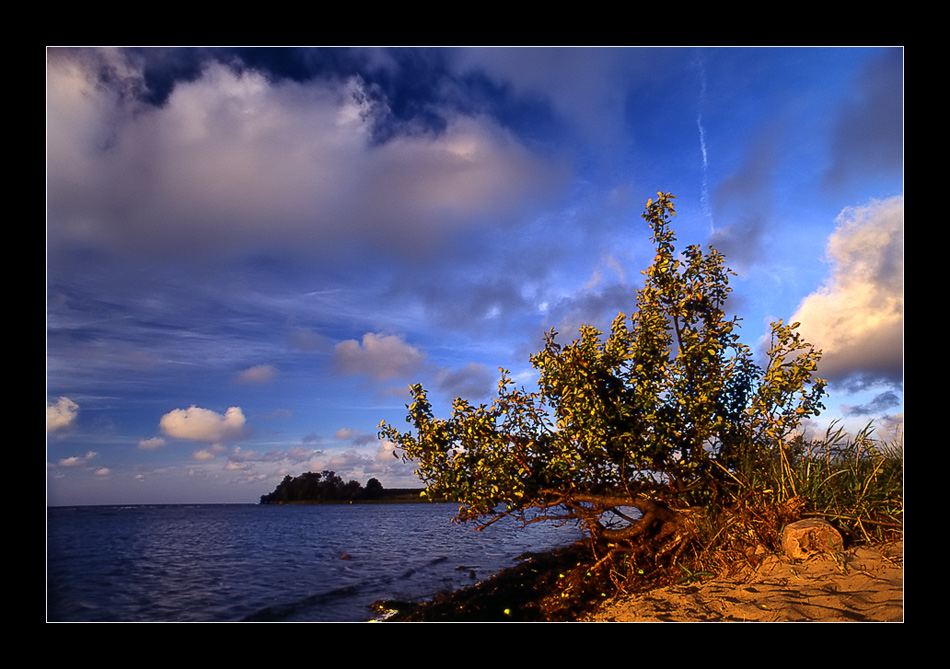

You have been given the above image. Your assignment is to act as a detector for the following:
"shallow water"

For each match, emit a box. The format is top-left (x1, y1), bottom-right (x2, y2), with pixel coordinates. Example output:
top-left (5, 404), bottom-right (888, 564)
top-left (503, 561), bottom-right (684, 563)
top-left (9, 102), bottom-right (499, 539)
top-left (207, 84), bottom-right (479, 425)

top-left (46, 503), bottom-right (584, 622)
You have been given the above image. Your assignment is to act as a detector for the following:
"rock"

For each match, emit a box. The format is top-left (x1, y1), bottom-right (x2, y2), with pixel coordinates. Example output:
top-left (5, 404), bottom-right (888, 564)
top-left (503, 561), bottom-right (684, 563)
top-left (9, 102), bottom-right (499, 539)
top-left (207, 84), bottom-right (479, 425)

top-left (782, 519), bottom-right (843, 559)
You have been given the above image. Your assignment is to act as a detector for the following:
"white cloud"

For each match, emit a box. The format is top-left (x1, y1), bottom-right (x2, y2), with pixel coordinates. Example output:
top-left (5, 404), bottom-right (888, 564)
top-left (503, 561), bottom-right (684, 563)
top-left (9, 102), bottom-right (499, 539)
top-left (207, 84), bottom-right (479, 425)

top-left (375, 439), bottom-right (420, 485)
top-left (279, 445), bottom-right (323, 463)
top-left (332, 333), bottom-right (425, 381)
top-left (47, 397), bottom-right (79, 433)
top-left (138, 437), bottom-right (166, 450)
top-left (235, 364), bottom-right (277, 384)
top-left (159, 406), bottom-right (248, 443)
top-left (791, 196), bottom-right (903, 389)
top-left (58, 451), bottom-right (96, 467)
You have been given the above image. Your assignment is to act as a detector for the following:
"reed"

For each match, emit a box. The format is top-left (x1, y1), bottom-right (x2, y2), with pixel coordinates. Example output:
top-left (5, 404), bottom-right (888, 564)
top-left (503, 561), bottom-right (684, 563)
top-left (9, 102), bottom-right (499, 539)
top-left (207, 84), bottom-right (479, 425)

top-left (728, 420), bottom-right (903, 544)
top-left (788, 421), bottom-right (903, 543)
top-left (690, 420), bottom-right (902, 579)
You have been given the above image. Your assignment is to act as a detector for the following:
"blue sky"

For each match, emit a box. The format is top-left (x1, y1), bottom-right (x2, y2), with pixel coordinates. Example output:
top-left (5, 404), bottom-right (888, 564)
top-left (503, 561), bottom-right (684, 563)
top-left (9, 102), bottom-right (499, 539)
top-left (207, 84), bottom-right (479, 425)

top-left (47, 47), bottom-right (903, 506)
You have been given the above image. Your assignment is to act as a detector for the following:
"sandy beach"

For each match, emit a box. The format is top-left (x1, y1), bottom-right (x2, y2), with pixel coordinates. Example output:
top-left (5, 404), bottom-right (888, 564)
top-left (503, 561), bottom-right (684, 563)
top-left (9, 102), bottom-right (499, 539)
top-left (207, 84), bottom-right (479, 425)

top-left (583, 541), bottom-right (903, 622)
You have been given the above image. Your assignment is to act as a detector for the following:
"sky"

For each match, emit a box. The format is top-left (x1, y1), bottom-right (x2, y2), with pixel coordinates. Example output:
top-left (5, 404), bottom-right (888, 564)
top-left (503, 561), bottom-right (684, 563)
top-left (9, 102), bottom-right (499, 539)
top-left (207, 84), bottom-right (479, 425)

top-left (46, 47), bottom-right (904, 506)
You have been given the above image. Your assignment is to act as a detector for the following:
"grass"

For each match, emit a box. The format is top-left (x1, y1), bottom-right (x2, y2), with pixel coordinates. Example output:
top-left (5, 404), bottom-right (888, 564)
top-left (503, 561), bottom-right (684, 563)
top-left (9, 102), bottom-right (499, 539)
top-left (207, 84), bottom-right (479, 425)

top-left (684, 420), bottom-right (903, 581)
top-left (785, 421), bottom-right (903, 544)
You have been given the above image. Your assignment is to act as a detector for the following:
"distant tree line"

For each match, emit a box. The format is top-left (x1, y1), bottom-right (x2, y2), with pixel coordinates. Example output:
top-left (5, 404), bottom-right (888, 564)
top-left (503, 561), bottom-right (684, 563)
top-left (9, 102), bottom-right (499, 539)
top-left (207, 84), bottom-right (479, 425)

top-left (259, 470), bottom-right (426, 504)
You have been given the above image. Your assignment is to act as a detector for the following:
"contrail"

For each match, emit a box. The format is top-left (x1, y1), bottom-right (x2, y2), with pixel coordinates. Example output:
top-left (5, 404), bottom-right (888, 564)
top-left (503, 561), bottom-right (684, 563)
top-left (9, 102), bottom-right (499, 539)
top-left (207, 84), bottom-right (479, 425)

top-left (695, 56), bottom-right (714, 235)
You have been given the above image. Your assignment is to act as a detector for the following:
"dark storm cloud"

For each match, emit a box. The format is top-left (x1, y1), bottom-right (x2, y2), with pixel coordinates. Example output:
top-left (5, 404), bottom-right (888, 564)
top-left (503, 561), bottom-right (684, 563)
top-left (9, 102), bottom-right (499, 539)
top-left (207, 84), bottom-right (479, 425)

top-left (46, 48), bottom-right (571, 266)
top-left (842, 391), bottom-right (901, 418)
top-left (77, 47), bottom-right (551, 145)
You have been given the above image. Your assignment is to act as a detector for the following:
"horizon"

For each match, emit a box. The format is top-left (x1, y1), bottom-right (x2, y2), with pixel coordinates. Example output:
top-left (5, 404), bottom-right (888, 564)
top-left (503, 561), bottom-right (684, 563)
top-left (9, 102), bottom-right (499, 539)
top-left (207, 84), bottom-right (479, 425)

top-left (47, 47), bottom-right (904, 507)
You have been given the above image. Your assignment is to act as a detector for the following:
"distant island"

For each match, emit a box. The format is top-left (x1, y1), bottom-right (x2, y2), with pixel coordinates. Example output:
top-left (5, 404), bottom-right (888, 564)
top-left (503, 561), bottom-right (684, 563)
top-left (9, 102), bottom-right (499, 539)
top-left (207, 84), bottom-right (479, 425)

top-left (259, 470), bottom-right (430, 504)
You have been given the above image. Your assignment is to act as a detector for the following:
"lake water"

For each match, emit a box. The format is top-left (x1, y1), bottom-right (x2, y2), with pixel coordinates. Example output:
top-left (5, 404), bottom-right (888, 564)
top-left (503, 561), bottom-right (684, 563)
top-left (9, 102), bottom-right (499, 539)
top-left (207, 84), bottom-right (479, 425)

top-left (46, 503), bottom-right (585, 622)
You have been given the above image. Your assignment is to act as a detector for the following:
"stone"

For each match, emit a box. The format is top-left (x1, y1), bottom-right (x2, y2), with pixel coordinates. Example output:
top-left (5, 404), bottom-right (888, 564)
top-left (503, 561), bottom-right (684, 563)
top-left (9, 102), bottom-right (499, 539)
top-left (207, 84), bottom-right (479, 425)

top-left (782, 519), bottom-right (844, 560)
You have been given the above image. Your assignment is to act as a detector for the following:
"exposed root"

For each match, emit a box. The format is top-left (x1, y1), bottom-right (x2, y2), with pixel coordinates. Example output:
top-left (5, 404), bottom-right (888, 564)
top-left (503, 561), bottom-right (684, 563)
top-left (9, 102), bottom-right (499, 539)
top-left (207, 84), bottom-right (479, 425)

top-left (377, 495), bottom-right (859, 621)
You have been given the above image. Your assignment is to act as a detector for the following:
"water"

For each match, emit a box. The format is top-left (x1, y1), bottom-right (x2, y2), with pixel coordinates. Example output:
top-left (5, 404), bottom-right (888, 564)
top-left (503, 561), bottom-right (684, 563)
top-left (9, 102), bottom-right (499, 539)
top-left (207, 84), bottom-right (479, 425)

top-left (46, 503), bottom-right (584, 622)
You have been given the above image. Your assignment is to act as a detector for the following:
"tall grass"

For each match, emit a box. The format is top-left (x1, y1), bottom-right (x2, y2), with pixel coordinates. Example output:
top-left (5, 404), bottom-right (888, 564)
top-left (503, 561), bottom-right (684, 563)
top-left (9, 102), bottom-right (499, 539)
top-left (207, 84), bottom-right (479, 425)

top-left (725, 420), bottom-right (903, 543)
top-left (784, 421), bottom-right (903, 543)
top-left (685, 421), bottom-right (902, 581)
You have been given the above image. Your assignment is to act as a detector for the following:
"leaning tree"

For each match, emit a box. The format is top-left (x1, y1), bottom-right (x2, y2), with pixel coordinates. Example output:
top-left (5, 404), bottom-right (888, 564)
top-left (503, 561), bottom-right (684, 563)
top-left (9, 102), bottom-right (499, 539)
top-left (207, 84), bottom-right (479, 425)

top-left (379, 192), bottom-right (827, 573)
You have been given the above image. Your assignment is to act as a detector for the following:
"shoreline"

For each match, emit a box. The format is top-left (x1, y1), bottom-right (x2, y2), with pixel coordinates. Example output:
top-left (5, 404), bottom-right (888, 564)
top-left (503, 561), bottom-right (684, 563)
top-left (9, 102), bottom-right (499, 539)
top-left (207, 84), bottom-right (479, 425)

top-left (378, 540), bottom-right (903, 622)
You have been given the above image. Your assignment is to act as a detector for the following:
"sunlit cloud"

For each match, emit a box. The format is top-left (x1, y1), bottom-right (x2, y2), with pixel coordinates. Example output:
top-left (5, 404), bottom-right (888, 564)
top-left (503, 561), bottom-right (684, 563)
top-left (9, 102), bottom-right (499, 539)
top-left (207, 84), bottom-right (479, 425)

top-left (231, 445), bottom-right (323, 468)
top-left (332, 333), bottom-right (425, 381)
top-left (192, 444), bottom-right (227, 461)
top-left (138, 437), bottom-right (166, 450)
top-left (160, 406), bottom-right (248, 443)
top-left (792, 195), bottom-right (903, 390)
top-left (58, 451), bottom-right (97, 467)
top-left (235, 364), bottom-right (278, 384)
top-left (47, 397), bottom-right (79, 433)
